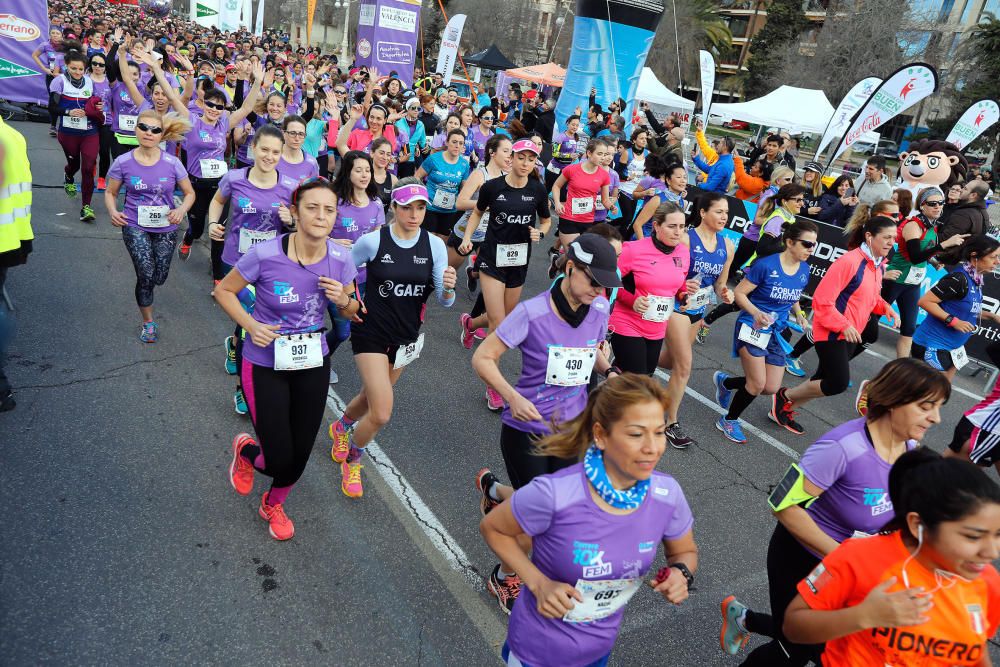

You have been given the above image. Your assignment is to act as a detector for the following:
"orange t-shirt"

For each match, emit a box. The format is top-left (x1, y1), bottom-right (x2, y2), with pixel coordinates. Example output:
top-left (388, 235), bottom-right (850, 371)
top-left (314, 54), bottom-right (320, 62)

top-left (798, 532), bottom-right (1000, 666)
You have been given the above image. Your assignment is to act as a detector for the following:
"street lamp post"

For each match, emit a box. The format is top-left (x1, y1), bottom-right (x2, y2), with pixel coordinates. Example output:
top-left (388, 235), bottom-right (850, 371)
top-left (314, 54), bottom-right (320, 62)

top-left (337, 0), bottom-right (351, 63)
top-left (548, 4), bottom-right (573, 64)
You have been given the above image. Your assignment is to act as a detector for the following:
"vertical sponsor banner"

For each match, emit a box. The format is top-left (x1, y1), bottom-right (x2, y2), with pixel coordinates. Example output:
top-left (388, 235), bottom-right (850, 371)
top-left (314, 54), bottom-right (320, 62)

top-left (305, 0), bottom-right (317, 45)
top-left (194, 0), bottom-right (221, 27)
top-left (0, 2), bottom-right (48, 104)
top-left (241, 0), bottom-right (251, 29)
top-left (219, 0), bottom-right (242, 31)
top-left (554, 0), bottom-right (666, 135)
top-left (370, 0), bottom-right (420, 86)
top-left (698, 50), bottom-right (715, 123)
top-left (434, 14), bottom-right (466, 86)
top-left (355, 0), bottom-right (377, 68)
top-left (190, 0), bottom-right (197, 22)
top-left (830, 63), bottom-right (937, 163)
top-left (816, 76), bottom-right (881, 161)
top-left (254, 0), bottom-right (265, 36)
top-left (946, 100), bottom-right (1000, 151)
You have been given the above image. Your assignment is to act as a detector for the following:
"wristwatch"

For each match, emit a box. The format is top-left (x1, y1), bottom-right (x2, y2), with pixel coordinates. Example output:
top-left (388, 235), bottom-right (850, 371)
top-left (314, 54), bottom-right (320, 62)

top-left (945, 315), bottom-right (956, 327)
top-left (602, 365), bottom-right (622, 379)
top-left (669, 562), bottom-right (695, 588)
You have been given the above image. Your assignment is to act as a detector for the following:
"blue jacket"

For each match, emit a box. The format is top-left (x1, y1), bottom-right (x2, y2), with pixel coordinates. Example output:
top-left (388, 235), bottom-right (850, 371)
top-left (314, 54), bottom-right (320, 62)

top-left (395, 117), bottom-right (428, 154)
top-left (816, 192), bottom-right (855, 228)
top-left (700, 153), bottom-right (734, 194)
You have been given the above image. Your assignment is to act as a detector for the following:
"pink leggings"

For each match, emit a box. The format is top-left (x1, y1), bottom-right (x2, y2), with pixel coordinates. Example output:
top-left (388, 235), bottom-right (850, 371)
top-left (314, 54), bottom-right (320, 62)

top-left (57, 132), bottom-right (99, 205)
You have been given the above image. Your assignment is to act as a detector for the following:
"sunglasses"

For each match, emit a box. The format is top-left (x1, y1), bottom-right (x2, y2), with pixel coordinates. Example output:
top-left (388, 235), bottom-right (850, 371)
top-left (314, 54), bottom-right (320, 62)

top-left (334, 89), bottom-right (346, 94)
top-left (796, 239), bottom-right (817, 250)
top-left (91, 61), bottom-right (106, 67)
top-left (204, 101), bottom-right (226, 110)
top-left (923, 200), bottom-right (945, 207)
top-left (136, 122), bottom-right (163, 134)
top-left (481, 116), bottom-right (494, 121)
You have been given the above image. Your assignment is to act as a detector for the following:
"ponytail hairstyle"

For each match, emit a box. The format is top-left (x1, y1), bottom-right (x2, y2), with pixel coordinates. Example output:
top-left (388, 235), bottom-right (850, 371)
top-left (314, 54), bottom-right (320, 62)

top-left (847, 214), bottom-right (896, 251)
top-left (883, 447), bottom-right (1000, 535)
top-left (483, 134), bottom-right (512, 168)
top-left (652, 201), bottom-right (684, 227)
top-left (844, 200), bottom-right (898, 246)
top-left (534, 374), bottom-right (669, 460)
top-left (370, 136), bottom-right (393, 160)
top-left (960, 234), bottom-right (1000, 263)
top-left (644, 153), bottom-right (668, 181)
top-left (758, 183), bottom-right (806, 221)
top-left (63, 49), bottom-right (87, 70)
top-left (137, 109), bottom-right (191, 143)
top-left (690, 192), bottom-right (727, 228)
top-left (865, 357), bottom-right (951, 424)
top-left (893, 188), bottom-right (913, 217)
top-left (781, 217), bottom-right (818, 249)
top-left (506, 118), bottom-right (528, 140)
top-left (584, 137), bottom-right (606, 156)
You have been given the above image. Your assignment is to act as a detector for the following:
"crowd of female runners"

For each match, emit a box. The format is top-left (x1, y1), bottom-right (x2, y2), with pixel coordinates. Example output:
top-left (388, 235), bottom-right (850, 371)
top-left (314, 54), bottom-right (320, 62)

top-left (46, 6), bottom-right (1000, 664)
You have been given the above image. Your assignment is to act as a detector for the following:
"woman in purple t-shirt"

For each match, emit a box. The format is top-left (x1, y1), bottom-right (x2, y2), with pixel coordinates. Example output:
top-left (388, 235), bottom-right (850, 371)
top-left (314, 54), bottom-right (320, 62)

top-left (105, 110), bottom-right (195, 343)
top-left (480, 373), bottom-right (698, 667)
top-left (718, 358), bottom-right (950, 663)
top-left (215, 179), bottom-right (360, 541)
top-left (277, 115), bottom-right (320, 184)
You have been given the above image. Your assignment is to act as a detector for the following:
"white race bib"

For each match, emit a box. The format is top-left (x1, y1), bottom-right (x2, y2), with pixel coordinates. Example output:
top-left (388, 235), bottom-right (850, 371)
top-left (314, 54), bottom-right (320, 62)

top-left (393, 333), bottom-right (425, 370)
top-left (562, 578), bottom-right (643, 624)
top-left (594, 196), bottom-right (605, 212)
top-left (738, 323), bottom-right (772, 349)
top-left (545, 346), bottom-right (597, 387)
top-left (952, 345), bottom-right (969, 370)
top-left (273, 332), bottom-right (323, 371)
top-left (199, 158), bottom-right (228, 179)
top-left (903, 265), bottom-right (926, 285)
top-left (570, 197), bottom-right (594, 215)
top-left (546, 162), bottom-right (562, 174)
top-left (496, 242), bottom-right (528, 267)
top-left (118, 114), bottom-right (137, 131)
top-left (687, 286), bottom-right (712, 311)
top-left (642, 295), bottom-right (675, 323)
top-left (138, 205), bottom-right (170, 228)
top-left (238, 228), bottom-right (276, 254)
top-left (63, 114), bottom-right (88, 130)
top-left (432, 189), bottom-right (456, 209)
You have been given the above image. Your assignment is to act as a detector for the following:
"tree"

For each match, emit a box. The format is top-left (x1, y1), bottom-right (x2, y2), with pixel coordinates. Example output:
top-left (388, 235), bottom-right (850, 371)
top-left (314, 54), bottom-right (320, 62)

top-left (644, 0), bottom-right (733, 93)
top-left (448, 0), bottom-right (536, 64)
top-left (420, 0), bottom-right (451, 67)
top-left (743, 0), bottom-right (809, 98)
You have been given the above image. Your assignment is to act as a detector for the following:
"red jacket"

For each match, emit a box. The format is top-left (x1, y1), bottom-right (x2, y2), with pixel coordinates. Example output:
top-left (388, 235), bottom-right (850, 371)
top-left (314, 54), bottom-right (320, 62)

top-left (812, 247), bottom-right (891, 342)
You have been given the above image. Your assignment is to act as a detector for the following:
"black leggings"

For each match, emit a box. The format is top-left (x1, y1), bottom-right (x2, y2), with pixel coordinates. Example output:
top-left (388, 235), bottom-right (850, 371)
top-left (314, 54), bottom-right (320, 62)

top-left (881, 281), bottom-right (920, 337)
top-left (121, 226), bottom-right (177, 307)
top-left (240, 356), bottom-right (331, 495)
top-left (704, 237), bottom-right (759, 325)
top-left (46, 75), bottom-right (57, 127)
top-left (790, 314), bottom-right (879, 360)
top-left (184, 176), bottom-right (228, 279)
top-left (740, 523), bottom-right (824, 666)
top-left (609, 332), bottom-right (662, 376)
top-left (500, 423), bottom-right (575, 490)
top-left (98, 125), bottom-right (114, 179)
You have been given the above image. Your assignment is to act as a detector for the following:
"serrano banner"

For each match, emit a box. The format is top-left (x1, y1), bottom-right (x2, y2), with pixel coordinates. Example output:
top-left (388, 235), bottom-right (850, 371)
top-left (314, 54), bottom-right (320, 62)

top-left (553, 0), bottom-right (666, 135)
top-left (369, 0), bottom-right (420, 86)
top-left (946, 99), bottom-right (1000, 151)
top-left (218, 0), bottom-right (243, 32)
top-left (816, 76), bottom-right (881, 162)
top-left (698, 50), bottom-right (715, 123)
top-left (831, 63), bottom-right (937, 162)
top-left (192, 0), bottom-right (221, 28)
top-left (435, 14), bottom-right (466, 86)
top-left (355, 0), bottom-right (376, 68)
top-left (0, 1), bottom-right (49, 104)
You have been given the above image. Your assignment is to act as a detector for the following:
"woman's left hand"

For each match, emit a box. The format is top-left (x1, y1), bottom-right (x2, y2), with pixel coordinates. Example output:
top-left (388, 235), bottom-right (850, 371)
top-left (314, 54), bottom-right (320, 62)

top-left (529, 227), bottom-right (541, 242)
top-left (168, 208), bottom-right (187, 225)
top-left (650, 567), bottom-right (689, 605)
top-left (442, 266), bottom-right (457, 290)
top-left (318, 277), bottom-right (346, 305)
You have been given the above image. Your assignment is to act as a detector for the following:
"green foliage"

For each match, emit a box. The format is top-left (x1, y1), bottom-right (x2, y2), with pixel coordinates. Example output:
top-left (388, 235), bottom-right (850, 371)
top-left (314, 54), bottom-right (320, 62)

top-left (646, 0), bottom-right (733, 90)
top-left (744, 0), bottom-right (809, 98)
top-left (938, 13), bottom-right (1000, 158)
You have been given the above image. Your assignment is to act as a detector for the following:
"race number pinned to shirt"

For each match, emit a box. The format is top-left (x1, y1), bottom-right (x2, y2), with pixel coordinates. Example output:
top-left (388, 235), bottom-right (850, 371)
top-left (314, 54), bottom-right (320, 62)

top-left (952, 345), bottom-right (969, 370)
top-left (118, 114), bottom-right (138, 132)
top-left (199, 159), bottom-right (228, 179)
top-left (432, 189), bottom-right (456, 209)
top-left (496, 242), bottom-right (528, 267)
top-left (642, 295), bottom-right (675, 323)
top-left (546, 162), bottom-right (562, 174)
top-left (239, 228), bottom-right (277, 254)
top-left (904, 265), bottom-right (926, 285)
top-left (63, 115), bottom-right (88, 131)
top-left (570, 197), bottom-right (594, 216)
top-left (546, 346), bottom-right (597, 387)
top-left (393, 333), bottom-right (425, 370)
top-left (273, 332), bottom-right (323, 371)
top-left (138, 205), bottom-right (170, 228)
top-left (562, 578), bottom-right (643, 624)
top-left (687, 287), bottom-right (712, 311)
top-left (738, 323), bottom-right (771, 349)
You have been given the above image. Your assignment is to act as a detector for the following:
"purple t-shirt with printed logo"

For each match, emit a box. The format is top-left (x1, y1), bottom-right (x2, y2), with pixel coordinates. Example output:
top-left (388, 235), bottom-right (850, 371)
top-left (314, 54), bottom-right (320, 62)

top-left (277, 153), bottom-right (321, 184)
top-left (801, 417), bottom-right (917, 547)
top-left (183, 113), bottom-right (229, 178)
top-left (235, 235), bottom-right (358, 368)
top-left (219, 168), bottom-right (298, 266)
top-left (497, 291), bottom-right (611, 435)
top-left (107, 150), bottom-right (189, 233)
top-left (593, 168), bottom-right (620, 222)
top-left (508, 464), bottom-right (694, 666)
top-left (110, 82), bottom-right (142, 136)
top-left (332, 199), bottom-right (385, 284)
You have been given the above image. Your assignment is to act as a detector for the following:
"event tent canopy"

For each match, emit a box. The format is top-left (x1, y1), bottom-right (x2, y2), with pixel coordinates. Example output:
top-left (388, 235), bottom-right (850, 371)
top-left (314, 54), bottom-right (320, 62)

top-left (635, 67), bottom-right (695, 113)
top-left (504, 63), bottom-right (566, 87)
top-left (709, 85), bottom-right (836, 134)
top-left (464, 45), bottom-right (516, 71)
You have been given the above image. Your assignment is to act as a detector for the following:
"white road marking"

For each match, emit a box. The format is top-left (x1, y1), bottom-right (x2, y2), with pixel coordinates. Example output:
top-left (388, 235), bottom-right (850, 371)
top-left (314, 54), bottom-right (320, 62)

top-left (654, 369), bottom-right (800, 460)
top-left (862, 348), bottom-right (984, 400)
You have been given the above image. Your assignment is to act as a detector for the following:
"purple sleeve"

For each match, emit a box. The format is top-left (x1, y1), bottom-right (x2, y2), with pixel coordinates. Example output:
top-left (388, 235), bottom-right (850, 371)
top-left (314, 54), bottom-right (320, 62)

top-left (761, 214), bottom-right (784, 238)
top-left (173, 158), bottom-right (189, 183)
top-left (107, 156), bottom-right (124, 182)
top-left (49, 77), bottom-right (64, 94)
top-left (218, 170), bottom-right (234, 198)
top-left (337, 253), bottom-right (358, 288)
top-left (799, 438), bottom-right (848, 492)
top-left (235, 245), bottom-right (262, 283)
top-left (495, 302), bottom-right (530, 350)
top-left (510, 475), bottom-right (556, 537)
top-left (375, 204), bottom-right (386, 228)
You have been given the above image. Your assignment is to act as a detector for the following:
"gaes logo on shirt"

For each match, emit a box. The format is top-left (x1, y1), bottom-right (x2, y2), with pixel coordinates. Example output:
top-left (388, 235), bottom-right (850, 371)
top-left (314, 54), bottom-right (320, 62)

top-left (237, 196), bottom-right (256, 214)
top-left (573, 540), bottom-right (612, 578)
top-left (274, 280), bottom-right (299, 304)
top-left (377, 280), bottom-right (427, 299)
top-left (130, 176), bottom-right (147, 190)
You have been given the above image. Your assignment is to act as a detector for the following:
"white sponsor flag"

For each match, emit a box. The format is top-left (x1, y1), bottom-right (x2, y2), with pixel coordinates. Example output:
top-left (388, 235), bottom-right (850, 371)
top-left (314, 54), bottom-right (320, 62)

top-left (816, 76), bottom-right (881, 162)
top-left (218, 0), bottom-right (242, 31)
top-left (254, 0), bottom-right (265, 35)
top-left (241, 0), bottom-right (251, 28)
top-left (832, 63), bottom-right (937, 162)
top-left (698, 50), bottom-right (715, 123)
top-left (946, 100), bottom-right (1000, 151)
top-left (435, 14), bottom-right (466, 86)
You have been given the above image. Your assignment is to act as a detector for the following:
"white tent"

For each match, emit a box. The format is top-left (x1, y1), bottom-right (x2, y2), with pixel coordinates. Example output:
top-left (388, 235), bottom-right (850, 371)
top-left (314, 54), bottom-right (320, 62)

top-left (709, 85), bottom-right (836, 135)
top-left (635, 68), bottom-right (695, 114)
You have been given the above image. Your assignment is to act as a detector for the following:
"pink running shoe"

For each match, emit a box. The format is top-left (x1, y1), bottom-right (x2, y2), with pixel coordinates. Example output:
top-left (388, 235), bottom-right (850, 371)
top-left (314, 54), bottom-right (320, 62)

top-left (258, 492), bottom-right (294, 540)
top-left (229, 433), bottom-right (256, 496)
top-left (341, 460), bottom-right (363, 498)
top-left (486, 386), bottom-right (504, 412)
top-left (460, 313), bottom-right (475, 350)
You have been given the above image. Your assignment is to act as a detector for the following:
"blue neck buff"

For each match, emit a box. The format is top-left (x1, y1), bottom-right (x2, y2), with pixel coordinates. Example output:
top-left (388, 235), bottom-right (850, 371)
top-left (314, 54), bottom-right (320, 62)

top-left (583, 445), bottom-right (650, 510)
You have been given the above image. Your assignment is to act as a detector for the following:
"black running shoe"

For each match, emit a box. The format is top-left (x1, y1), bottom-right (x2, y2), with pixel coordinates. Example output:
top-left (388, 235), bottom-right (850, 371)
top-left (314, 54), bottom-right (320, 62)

top-left (768, 388), bottom-right (805, 435)
top-left (486, 563), bottom-right (521, 615)
top-left (475, 468), bottom-right (501, 516)
top-left (466, 264), bottom-right (478, 292)
top-left (666, 422), bottom-right (695, 450)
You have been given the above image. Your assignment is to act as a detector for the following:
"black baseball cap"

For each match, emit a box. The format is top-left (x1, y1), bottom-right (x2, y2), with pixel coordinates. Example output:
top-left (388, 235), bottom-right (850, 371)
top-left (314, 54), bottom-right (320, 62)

top-left (568, 235), bottom-right (622, 288)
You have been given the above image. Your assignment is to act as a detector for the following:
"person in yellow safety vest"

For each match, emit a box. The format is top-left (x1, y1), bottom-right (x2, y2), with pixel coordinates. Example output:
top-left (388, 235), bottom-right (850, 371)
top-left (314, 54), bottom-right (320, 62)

top-left (0, 117), bottom-right (36, 413)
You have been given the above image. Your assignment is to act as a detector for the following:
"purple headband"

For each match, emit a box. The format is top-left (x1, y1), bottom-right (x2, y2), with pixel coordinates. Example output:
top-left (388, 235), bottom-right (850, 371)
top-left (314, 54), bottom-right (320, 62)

top-left (392, 184), bottom-right (430, 205)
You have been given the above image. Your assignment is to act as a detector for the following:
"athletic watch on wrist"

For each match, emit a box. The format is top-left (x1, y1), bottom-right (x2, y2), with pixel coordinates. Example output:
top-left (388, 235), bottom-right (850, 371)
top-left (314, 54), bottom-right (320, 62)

top-left (945, 315), bottom-right (956, 327)
top-left (602, 365), bottom-right (622, 379)
top-left (669, 562), bottom-right (695, 588)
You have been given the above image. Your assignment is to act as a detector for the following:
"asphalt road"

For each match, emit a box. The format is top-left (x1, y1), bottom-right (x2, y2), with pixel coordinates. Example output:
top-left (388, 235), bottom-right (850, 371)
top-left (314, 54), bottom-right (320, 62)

top-left (2, 120), bottom-right (997, 666)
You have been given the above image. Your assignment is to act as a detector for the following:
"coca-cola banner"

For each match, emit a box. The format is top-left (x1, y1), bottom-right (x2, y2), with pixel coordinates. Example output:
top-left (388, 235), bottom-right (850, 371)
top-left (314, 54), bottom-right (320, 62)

top-left (833, 63), bottom-right (937, 159)
top-left (946, 99), bottom-right (1000, 151)
top-left (818, 76), bottom-right (881, 162)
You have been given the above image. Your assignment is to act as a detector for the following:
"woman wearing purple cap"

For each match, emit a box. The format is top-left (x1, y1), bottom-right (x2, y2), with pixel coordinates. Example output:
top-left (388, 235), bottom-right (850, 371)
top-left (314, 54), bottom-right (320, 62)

top-left (329, 178), bottom-right (457, 499)
top-left (480, 374), bottom-right (698, 666)
top-left (458, 139), bottom-right (552, 410)
top-left (216, 178), bottom-right (360, 541)
top-left (471, 232), bottom-right (621, 614)
top-left (718, 359), bottom-right (949, 664)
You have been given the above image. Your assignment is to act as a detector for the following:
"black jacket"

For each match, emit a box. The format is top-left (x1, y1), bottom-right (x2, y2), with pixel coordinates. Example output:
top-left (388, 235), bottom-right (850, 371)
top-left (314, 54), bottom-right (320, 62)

top-left (939, 200), bottom-right (991, 264)
top-left (534, 108), bottom-right (556, 143)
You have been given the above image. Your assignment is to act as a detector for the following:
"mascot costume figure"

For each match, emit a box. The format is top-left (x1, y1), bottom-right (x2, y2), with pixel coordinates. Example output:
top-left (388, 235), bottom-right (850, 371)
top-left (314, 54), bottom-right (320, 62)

top-left (897, 138), bottom-right (968, 199)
